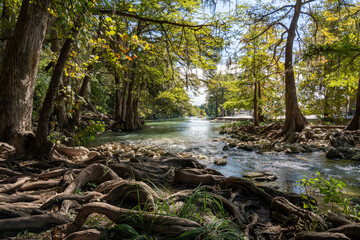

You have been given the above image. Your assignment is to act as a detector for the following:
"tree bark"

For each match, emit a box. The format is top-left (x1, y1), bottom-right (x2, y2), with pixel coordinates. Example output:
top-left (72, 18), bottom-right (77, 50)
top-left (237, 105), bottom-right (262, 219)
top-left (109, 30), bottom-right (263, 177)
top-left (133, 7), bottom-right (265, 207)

top-left (0, 0), bottom-right (50, 143)
top-left (34, 28), bottom-right (79, 158)
top-left (253, 80), bottom-right (259, 126)
top-left (346, 77), bottom-right (360, 130)
top-left (276, 0), bottom-right (307, 137)
top-left (114, 74), bottom-right (122, 120)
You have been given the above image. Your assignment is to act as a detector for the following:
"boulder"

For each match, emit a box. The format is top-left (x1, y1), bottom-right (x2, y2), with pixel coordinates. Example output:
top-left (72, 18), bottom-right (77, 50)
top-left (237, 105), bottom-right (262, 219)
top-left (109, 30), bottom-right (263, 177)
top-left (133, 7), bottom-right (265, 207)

top-left (214, 158), bottom-right (227, 166)
top-left (243, 171), bottom-right (277, 181)
top-left (326, 148), bottom-right (342, 159)
top-left (197, 155), bottom-right (209, 160)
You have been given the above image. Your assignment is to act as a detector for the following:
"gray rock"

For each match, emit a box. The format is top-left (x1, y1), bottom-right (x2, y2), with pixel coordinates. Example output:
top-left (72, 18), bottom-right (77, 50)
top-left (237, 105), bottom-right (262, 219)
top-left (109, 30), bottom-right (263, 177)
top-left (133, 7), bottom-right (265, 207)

top-left (243, 171), bottom-right (277, 181)
top-left (326, 148), bottom-right (342, 159)
top-left (214, 158), bottom-right (227, 165)
top-left (351, 153), bottom-right (360, 161)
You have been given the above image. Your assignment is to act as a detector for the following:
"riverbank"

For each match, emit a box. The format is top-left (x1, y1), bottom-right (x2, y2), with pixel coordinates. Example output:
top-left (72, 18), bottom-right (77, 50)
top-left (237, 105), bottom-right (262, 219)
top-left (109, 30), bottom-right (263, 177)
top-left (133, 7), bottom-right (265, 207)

top-left (0, 140), bottom-right (360, 239)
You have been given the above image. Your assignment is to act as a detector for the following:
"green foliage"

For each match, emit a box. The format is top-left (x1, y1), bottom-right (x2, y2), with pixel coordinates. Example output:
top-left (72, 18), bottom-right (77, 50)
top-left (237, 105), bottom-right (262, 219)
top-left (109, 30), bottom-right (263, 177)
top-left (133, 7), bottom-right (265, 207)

top-left (220, 121), bottom-right (251, 130)
top-left (175, 219), bottom-right (243, 240)
top-left (298, 172), bottom-right (359, 219)
top-left (74, 120), bottom-right (105, 146)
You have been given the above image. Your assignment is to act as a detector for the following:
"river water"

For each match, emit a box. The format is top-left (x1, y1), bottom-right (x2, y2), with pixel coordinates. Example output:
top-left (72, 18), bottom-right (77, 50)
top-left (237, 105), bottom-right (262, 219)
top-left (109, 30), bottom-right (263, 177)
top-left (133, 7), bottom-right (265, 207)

top-left (91, 117), bottom-right (360, 195)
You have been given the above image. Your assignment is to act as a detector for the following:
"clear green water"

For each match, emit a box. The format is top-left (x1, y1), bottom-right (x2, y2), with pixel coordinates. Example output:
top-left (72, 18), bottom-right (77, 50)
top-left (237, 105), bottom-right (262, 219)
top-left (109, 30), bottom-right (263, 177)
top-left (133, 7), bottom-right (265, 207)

top-left (90, 117), bottom-right (360, 195)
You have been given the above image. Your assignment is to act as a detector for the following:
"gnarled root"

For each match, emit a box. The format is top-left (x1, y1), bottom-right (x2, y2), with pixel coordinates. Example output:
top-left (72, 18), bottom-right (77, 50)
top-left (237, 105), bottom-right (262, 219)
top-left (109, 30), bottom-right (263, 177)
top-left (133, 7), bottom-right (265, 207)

top-left (20, 179), bottom-right (60, 191)
top-left (69, 202), bottom-right (201, 235)
top-left (64, 163), bottom-right (120, 194)
top-left (295, 231), bottom-right (350, 240)
top-left (219, 177), bottom-right (273, 203)
top-left (0, 213), bottom-right (70, 232)
top-left (40, 192), bottom-right (103, 210)
top-left (160, 157), bottom-right (205, 169)
top-left (98, 180), bottom-right (158, 209)
top-left (0, 193), bottom-right (40, 203)
top-left (64, 229), bottom-right (106, 240)
top-left (0, 176), bottom-right (31, 193)
top-left (328, 223), bottom-right (360, 239)
top-left (173, 168), bottom-right (225, 186)
top-left (108, 163), bottom-right (144, 180)
top-left (325, 212), bottom-right (353, 228)
top-left (270, 197), bottom-right (327, 229)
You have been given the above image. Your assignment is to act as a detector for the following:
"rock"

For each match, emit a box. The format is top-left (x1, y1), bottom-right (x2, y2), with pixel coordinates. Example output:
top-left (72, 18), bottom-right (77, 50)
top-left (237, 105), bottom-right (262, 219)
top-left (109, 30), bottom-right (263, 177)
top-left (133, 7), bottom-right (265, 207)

top-left (284, 148), bottom-right (292, 154)
top-left (223, 145), bottom-right (229, 151)
top-left (273, 143), bottom-right (283, 152)
top-left (178, 152), bottom-right (192, 158)
top-left (326, 148), bottom-right (342, 159)
top-left (337, 147), bottom-right (356, 159)
top-left (123, 150), bottom-right (135, 158)
top-left (214, 158), bottom-right (227, 165)
top-left (56, 145), bottom-right (90, 157)
top-left (286, 132), bottom-right (299, 144)
top-left (243, 171), bottom-right (277, 181)
top-left (289, 144), bottom-right (304, 154)
top-left (228, 142), bottom-right (237, 148)
top-left (242, 145), bottom-right (255, 151)
top-left (113, 148), bottom-right (125, 156)
top-left (197, 155), bottom-right (208, 160)
top-left (351, 153), bottom-right (360, 161)
top-left (157, 150), bottom-right (166, 156)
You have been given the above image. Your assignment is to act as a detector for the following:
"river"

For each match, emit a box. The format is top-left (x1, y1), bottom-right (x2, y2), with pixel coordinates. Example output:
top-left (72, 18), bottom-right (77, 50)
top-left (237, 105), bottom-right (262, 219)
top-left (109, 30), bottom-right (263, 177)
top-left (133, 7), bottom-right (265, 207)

top-left (90, 117), bottom-right (360, 196)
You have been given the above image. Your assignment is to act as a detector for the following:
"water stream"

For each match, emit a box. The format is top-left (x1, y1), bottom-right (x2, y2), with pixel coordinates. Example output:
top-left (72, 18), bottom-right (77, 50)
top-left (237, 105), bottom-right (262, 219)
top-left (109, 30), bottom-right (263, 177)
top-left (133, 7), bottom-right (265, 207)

top-left (90, 117), bottom-right (360, 195)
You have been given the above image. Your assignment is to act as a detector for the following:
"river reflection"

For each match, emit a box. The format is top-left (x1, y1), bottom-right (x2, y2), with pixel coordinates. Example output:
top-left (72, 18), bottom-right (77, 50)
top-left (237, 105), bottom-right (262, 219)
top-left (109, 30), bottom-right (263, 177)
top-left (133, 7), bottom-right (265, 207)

top-left (90, 117), bottom-right (360, 195)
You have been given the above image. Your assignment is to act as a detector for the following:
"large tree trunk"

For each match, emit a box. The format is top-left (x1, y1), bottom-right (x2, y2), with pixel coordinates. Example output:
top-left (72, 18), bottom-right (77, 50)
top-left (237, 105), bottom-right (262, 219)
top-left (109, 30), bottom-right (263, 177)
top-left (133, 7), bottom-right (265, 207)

top-left (72, 57), bottom-right (95, 128)
top-left (0, 0), bottom-right (50, 143)
top-left (51, 28), bottom-right (69, 128)
top-left (346, 78), bottom-right (360, 130)
top-left (33, 28), bottom-right (79, 159)
top-left (114, 74), bottom-right (122, 120)
top-left (253, 80), bottom-right (259, 126)
top-left (276, 0), bottom-right (307, 137)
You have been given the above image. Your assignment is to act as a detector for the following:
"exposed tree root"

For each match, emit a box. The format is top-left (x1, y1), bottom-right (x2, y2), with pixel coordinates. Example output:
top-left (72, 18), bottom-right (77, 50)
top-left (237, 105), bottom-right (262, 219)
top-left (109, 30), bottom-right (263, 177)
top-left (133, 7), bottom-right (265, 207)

top-left (325, 212), bottom-right (353, 228)
top-left (40, 192), bottom-right (103, 210)
top-left (20, 179), bottom-right (60, 191)
top-left (99, 180), bottom-right (157, 209)
top-left (173, 168), bottom-right (225, 186)
top-left (244, 213), bottom-right (259, 238)
top-left (270, 197), bottom-right (327, 228)
top-left (219, 177), bottom-right (273, 203)
top-left (64, 163), bottom-right (120, 194)
top-left (0, 204), bottom-right (44, 218)
top-left (67, 202), bottom-right (201, 235)
top-left (0, 176), bottom-right (31, 193)
top-left (38, 168), bottom-right (69, 179)
top-left (295, 231), bottom-right (350, 240)
top-left (0, 167), bottom-right (22, 176)
top-left (109, 163), bottom-right (144, 180)
top-left (64, 229), bottom-right (106, 240)
top-left (160, 157), bottom-right (205, 169)
top-left (94, 179), bottom-right (122, 193)
top-left (327, 223), bottom-right (360, 239)
top-left (0, 213), bottom-right (70, 232)
top-left (0, 193), bottom-right (39, 203)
